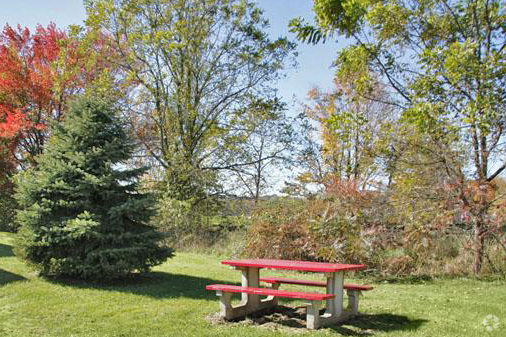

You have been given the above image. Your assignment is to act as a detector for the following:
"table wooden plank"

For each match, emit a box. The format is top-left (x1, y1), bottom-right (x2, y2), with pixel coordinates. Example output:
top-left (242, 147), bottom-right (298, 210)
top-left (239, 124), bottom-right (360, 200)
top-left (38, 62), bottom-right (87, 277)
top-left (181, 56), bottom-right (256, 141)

top-left (221, 259), bottom-right (365, 272)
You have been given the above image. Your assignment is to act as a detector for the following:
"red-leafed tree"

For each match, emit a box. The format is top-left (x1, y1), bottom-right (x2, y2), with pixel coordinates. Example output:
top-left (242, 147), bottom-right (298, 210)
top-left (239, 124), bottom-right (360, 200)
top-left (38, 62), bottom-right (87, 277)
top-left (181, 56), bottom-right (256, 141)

top-left (0, 23), bottom-right (70, 230)
top-left (0, 23), bottom-right (122, 231)
top-left (0, 24), bottom-right (65, 166)
top-left (0, 23), bottom-right (118, 167)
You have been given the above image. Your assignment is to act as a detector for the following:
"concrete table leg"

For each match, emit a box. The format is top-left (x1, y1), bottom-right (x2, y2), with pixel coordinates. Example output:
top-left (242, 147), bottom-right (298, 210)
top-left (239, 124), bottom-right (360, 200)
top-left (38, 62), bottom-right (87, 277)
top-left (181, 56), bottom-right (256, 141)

top-left (217, 291), bottom-right (233, 319)
top-left (241, 266), bottom-right (260, 309)
top-left (325, 271), bottom-right (344, 318)
top-left (333, 271), bottom-right (344, 318)
top-left (319, 271), bottom-right (347, 327)
top-left (325, 273), bottom-right (336, 315)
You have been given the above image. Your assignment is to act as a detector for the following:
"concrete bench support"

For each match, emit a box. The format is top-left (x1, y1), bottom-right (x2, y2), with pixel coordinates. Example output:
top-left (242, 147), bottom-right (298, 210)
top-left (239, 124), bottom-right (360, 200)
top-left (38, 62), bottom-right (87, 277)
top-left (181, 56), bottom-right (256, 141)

top-left (217, 291), bottom-right (233, 319)
top-left (259, 276), bottom-right (373, 319)
top-left (207, 284), bottom-right (335, 329)
top-left (305, 300), bottom-right (322, 329)
top-left (346, 289), bottom-right (361, 315)
top-left (214, 290), bottom-right (277, 320)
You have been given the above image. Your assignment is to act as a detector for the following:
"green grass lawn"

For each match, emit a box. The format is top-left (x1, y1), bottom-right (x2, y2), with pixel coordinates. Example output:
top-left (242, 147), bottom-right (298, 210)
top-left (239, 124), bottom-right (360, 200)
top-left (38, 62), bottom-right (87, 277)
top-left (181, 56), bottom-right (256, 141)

top-left (1, 231), bottom-right (505, 337)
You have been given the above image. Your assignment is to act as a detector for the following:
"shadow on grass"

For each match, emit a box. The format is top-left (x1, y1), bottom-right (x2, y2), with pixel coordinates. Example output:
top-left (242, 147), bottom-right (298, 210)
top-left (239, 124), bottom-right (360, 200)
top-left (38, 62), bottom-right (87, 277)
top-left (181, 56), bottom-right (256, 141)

top-left (331, 313), bottom-right (428, 336)
top-left (372, 275), bottom-right (434, 284)
top-left (0, 242), bottom-right (15, 258)
top-left (0, 242), bottom-right (26, 286)
top-left (0, 239), bottom-right (283, 302)
top-left (0, 268), bottom-right (26, 286)
top-left (0, 239), bottom-right (233, 300)
top-left (49, 271), bottom-right (237, 300)
top-left (219, 305), bottom-right (427, 335)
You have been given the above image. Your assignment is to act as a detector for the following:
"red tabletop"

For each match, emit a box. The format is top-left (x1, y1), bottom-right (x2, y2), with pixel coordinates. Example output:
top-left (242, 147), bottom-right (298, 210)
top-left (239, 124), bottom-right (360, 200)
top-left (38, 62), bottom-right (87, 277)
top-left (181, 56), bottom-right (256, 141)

top-left (221, 259), bottom-right (366, 273)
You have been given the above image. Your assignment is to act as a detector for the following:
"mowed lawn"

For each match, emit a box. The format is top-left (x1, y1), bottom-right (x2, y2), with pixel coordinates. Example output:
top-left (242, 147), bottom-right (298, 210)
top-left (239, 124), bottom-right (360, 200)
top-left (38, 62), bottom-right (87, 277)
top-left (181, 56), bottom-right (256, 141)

top-left (1, 232), bottom-right (505, 337)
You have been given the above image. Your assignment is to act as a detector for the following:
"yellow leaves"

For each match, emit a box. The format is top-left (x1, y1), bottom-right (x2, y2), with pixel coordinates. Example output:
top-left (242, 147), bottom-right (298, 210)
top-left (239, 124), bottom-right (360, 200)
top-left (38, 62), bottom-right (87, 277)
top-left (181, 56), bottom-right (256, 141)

top-left (67, 25), bottom-right (85, 38)
top-left (84, 0), bottom-right (112, 28)
top-left (335, 44), bottom-right (375, 95)
top-left (313, 0), bottom-right (368, 36)
top-left (304, 74), bottom-right (389, 184)
top-left (297, 172), bottom-right (315, 184)
top-left (366, 1), bottom-right (410, 44)
top-left (440, 40), bottom-right (485, 92)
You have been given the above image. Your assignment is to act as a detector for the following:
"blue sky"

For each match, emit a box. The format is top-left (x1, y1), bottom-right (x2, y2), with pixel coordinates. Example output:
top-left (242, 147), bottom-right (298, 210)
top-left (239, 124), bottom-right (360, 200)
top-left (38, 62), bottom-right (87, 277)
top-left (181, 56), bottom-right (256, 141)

top-left (0, 0), bottom-right (345, 115)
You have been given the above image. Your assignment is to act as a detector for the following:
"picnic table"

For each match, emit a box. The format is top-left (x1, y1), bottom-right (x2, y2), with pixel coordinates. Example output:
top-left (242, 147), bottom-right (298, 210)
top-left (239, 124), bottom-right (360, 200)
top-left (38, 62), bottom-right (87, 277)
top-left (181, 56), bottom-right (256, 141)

top-left (206, 258), bottom-right (372, 329)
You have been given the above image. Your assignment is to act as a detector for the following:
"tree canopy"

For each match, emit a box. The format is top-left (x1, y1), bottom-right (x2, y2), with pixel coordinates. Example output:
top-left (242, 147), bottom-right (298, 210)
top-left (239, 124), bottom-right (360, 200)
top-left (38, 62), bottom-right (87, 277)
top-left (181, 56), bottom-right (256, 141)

top-left (84, 0), bottom-right (296, 197)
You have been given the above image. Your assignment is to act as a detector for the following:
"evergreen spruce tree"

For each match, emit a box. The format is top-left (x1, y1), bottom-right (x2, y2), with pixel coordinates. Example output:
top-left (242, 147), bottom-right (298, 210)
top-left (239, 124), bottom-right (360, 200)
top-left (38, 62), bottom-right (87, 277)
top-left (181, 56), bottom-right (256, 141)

top-left (15, 96), bottom-right (173, 280)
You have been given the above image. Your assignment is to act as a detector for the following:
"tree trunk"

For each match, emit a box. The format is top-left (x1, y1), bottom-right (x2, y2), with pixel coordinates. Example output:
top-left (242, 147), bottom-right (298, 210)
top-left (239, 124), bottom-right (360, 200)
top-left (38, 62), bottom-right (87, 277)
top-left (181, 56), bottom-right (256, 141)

top-left (473, 221), bottom-right (485, 276)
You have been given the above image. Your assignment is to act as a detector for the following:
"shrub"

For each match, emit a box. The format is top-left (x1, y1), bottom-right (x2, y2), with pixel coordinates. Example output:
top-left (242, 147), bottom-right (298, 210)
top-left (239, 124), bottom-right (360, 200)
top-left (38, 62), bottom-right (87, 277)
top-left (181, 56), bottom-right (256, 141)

top-left (14, 97), bottom-right (173, 280)
top-left (245, 179), bottom-right (386, 265)
top-left (245, 178), bottom-right (506, 278)
top-left (246, 197), bottom-right (318, 260)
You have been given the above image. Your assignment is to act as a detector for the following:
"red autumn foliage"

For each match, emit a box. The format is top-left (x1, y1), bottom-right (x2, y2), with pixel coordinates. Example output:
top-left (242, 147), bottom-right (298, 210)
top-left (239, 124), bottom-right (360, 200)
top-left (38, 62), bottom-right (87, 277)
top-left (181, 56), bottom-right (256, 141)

top-left (0, 24), bottom-right (65, 162)
top-left (0, 23), bottom-right (68, 166)
top-left (0, 23), bottom-right (116, 167)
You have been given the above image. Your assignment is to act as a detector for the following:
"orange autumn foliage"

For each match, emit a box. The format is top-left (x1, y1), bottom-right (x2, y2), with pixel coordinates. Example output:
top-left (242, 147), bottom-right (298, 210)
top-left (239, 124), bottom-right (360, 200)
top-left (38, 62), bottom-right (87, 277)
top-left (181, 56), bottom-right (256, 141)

top-left (0, 24), bottom-right (63, 165)
top-left (0, 23), bottom-right (116, 167)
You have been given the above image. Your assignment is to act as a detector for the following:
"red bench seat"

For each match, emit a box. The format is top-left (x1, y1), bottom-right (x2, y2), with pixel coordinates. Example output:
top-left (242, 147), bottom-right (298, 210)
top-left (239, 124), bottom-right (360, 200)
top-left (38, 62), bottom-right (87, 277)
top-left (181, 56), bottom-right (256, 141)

top-left (206, 284), bottom-right (335, 301)
top-left (259, 277), bottom-right (373, 291)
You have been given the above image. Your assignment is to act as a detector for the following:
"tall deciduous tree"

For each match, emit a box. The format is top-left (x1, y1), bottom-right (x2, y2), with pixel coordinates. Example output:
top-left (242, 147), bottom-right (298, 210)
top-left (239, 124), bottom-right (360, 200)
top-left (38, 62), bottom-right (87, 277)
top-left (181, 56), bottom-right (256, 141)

top-left (15, 96), bottom-right (172, 280)
top-left (301, 78), bottom-right (393, 189)
top-left (84, 0), bottom-right (295, 199)
top-left (291, 0), bottom-right (506, 274)
top-left (227, 98), bottom-right (298, 202)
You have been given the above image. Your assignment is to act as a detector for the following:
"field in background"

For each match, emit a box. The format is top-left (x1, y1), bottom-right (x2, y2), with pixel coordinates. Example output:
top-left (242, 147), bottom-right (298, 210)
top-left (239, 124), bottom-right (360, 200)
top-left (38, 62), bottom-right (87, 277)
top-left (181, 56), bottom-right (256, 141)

top-left (1, 232), bottom-right (505, 337)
